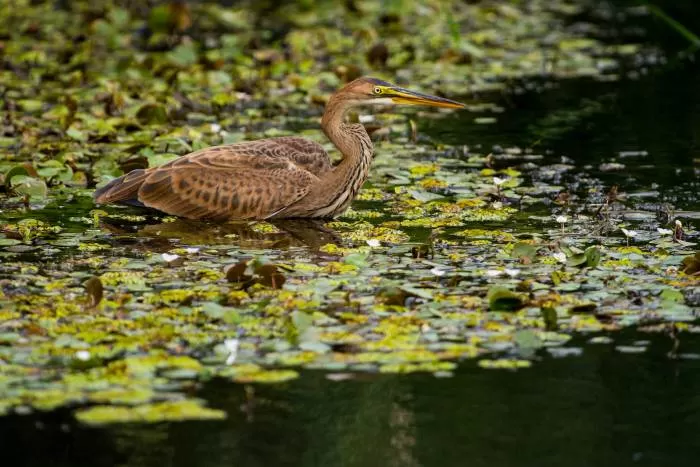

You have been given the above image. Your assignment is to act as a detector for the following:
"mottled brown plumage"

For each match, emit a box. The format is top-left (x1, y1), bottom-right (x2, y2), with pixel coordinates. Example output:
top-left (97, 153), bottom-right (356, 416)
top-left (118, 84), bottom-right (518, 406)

top-left (94, 77), bottom-right (465, 220)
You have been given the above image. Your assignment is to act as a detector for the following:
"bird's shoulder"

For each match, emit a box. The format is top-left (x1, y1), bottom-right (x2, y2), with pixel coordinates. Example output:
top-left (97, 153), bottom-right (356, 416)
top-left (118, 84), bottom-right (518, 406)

top-left (162, 136), bottom-right (332, 176)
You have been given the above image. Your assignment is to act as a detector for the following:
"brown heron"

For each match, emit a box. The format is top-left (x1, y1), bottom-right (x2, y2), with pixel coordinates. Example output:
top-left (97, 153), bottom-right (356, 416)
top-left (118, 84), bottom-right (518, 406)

top-left (94, 77), bottom-right (465, 220)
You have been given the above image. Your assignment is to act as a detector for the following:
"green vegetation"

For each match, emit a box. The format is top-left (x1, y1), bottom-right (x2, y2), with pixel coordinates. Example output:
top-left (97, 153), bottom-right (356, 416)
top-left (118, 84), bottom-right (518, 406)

top-left (0, 0), bottom-right (698, 424)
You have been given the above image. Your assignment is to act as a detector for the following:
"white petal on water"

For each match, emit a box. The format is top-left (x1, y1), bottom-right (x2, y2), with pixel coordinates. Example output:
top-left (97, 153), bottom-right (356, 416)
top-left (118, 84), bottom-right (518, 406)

top-left (553, 252), bottom-right (567, 263)
top-left (546, 347), bottom-right (583, 358)
top-left (588, 336), bottom-right (614, 344)
top-left (504, 268), bottom-right (520, 277)
top-left (161, 253), bottom-right (180, 262)
top-left (74, 350), bottom-right (91, 361)
top-left (224, 338), bottom-right (239, 365)
top-left (615, 345), bottom-right (647, 354)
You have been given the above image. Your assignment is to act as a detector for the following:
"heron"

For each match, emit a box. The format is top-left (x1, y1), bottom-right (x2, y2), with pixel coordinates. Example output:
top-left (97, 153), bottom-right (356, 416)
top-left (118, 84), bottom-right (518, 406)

top-left (94, 77), bottom-right (465, 220)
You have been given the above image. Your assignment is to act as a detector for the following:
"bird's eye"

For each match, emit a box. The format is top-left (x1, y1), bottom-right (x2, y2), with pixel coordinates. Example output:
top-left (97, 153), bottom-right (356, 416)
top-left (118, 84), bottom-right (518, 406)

top-left (373, 87), bottom-right (382, 95)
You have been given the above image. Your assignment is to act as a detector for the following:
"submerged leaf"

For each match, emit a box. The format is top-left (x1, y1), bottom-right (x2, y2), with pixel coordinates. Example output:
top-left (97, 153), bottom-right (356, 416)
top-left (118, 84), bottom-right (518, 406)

top-left (136, 104), bottom-right (169, 125)
top-left (540, 306), bottom-right (558, 331)
top-left (488, 287), bottom-right (526, 312)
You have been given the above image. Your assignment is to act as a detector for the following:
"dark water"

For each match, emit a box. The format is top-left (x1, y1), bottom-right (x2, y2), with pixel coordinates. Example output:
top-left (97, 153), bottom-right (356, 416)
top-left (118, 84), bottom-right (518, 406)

top-left (3, 332), bottom-right (700, 467)
top-left (427, 56), bottom-right (700, 212)
top-left (4, 4), bottom-right (700, 466)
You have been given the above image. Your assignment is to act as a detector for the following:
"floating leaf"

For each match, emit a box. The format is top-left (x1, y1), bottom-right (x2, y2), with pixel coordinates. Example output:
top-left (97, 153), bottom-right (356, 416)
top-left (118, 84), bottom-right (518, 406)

top-left (233, 368), bottom-right (299, 384)
top-left (136, 104), bottom-right (169, 125)
top-left (478, 359), bottom-right (532, 370)
top-left (167, 42), bottom-right (199, 67)
top-left (75, 400), bottom-right (225, 425)
top-left (567, 246), bottom-right (601, 268)
top-left (513, 329), bottom-right (543, 358)
top-left (408, 190), bottom-right (444, 202)
top-left (9, 175), bottom-right (48, 199)
top-left (584, 246), bottom-right (602, 268)
top-left (3, 165), bottom-right (30, 189)
top-left (66, 127), bottom-right (88, 142)
top-left (511, 242), bottom-right (537, 263)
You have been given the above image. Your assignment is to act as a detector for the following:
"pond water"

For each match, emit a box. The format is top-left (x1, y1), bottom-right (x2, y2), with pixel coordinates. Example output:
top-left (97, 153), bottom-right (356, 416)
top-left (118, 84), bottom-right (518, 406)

top-left (3, 30), bottom-right (700, 467)
top-left (1, 2), bottom-right (700, 466)
top-left (4, 331), bottom-right (700, 467)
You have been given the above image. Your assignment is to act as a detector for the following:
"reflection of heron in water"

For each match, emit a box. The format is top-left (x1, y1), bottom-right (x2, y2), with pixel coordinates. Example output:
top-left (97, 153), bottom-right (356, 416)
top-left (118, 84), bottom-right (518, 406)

top-left (98, 217), bottom-right (342, 251)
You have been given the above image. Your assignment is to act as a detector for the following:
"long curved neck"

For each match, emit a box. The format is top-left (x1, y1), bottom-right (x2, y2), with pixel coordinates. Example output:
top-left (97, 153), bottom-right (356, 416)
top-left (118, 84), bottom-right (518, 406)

top-left (313, 95), bottom-right (373, 214)
top-left (321, 96), bottom-right (373, 172)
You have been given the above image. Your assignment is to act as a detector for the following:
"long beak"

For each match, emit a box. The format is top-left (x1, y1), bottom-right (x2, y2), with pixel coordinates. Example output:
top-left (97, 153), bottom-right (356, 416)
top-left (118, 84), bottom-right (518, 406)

top-left (388, 86), bottom-right (466, 109)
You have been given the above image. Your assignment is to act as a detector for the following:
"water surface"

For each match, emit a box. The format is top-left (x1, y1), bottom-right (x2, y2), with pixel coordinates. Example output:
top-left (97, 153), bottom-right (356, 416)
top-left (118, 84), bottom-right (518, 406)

top-left (2, 2), bottom-right (700, 465)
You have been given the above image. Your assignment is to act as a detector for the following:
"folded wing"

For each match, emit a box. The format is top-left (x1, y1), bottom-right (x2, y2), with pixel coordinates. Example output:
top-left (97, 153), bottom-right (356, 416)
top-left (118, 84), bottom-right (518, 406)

top-left (95, 146), bottom-right (321, 220)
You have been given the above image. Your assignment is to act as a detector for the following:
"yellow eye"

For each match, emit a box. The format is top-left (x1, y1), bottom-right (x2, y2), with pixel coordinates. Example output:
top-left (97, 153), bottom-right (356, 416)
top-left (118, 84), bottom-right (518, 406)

top-left (373, 87), bottom-right (382, 94)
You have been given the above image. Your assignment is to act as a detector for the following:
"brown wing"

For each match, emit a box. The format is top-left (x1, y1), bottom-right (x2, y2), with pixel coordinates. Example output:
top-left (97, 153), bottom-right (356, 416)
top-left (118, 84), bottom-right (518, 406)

top-left (265, 137), bottom-right (332, 176)
top-left (94, 136), bottom-right (329, 220)
top-left (187, 137), bottom-right (332, 177)
top-left (135, 151), bottom-right (319, 220)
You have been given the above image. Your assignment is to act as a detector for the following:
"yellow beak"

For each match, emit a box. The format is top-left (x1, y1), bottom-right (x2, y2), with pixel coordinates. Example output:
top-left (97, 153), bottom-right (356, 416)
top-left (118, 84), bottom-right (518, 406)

top-left (388, 87), bottom-right (466, 109)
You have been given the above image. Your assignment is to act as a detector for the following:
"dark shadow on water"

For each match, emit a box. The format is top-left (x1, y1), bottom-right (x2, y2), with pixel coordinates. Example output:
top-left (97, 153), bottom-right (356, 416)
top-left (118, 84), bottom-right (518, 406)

top-left (99, 217), bottom-right (342, 251)
top-left (3, 332), bottom-right (700, 467)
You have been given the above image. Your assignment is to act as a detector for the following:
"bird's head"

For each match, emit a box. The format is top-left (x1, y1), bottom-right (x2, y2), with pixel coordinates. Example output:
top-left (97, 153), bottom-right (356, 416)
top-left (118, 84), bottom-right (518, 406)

top-left (336, 76), bottom-right (465, 109)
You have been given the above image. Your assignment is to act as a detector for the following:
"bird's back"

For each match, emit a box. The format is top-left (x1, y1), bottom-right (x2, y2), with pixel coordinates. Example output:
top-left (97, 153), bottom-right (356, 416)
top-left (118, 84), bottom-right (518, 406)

top-left (93, 136), bottom-right (332, 220)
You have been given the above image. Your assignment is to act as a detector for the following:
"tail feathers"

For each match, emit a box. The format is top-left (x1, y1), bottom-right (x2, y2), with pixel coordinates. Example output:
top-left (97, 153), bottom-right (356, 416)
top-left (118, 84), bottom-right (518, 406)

top-left (94, 169), bottom-right (149, 205)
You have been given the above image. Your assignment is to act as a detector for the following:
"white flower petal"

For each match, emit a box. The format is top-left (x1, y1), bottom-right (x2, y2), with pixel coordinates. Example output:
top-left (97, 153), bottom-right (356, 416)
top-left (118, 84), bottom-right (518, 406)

top-left (430, 267), bottom-right (446, 276)
top-left (75, 350), bottom-right (91, 361)
top-left (161, 253), bottom-right (180, 262)
top-left (224, 338), bottom-right (239, 352)
top-left (185, 247), bottom-right (200, 254)
top-left (366, 239), bottom-right (381, 247)
top-left (553, 252), bottom-right (567, 263)
top-left (224, 338), bottom-right (239, 365)
top-left (555, 215), bottom-right (568, 224)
